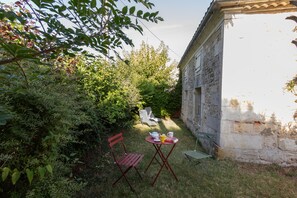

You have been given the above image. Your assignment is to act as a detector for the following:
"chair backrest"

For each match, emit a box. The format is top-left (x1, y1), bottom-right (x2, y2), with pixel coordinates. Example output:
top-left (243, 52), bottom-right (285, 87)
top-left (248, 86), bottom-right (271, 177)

top-left (139, 109), bottom-right (158, 126)
top-left (194, 131), bottom-right (218, 155)
top-left (108, 133), bottom-right (127, 160)
top-left (139, 109), bottom-right (149, 122)
top-left (145, 107), bottom-right (153, 117)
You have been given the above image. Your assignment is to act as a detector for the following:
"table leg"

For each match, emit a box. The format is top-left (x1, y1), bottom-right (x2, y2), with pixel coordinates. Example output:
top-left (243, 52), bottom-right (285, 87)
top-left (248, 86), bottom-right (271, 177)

top-left (145, 144), bottom-right (163, 173)
top-left (151, 144), bottom-right (178, 186)
top-left (154, 144), bottom-right (170, 170)
top-left (162, 144), bottom-right (178, 181)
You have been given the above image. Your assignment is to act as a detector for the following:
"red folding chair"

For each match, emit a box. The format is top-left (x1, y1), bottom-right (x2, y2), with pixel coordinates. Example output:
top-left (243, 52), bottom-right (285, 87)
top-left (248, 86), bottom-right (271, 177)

top-left (108, 132), bottom-right (144, 191)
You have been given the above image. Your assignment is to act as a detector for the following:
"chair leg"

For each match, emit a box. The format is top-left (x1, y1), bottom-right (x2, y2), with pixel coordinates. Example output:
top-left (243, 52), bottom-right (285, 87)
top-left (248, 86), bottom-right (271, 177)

top-left (113, 166), bottom-right (132, 186)
top-left (194, 161), bottom-right (201, 165)
top-left (134, 167), bottom-right (142, 179)
top-left (122, 173), bottom-right (135, 192)
top-left (113, 165), bottom-right (136, 192)
top-left (184, 154), bottom-right (192, 161)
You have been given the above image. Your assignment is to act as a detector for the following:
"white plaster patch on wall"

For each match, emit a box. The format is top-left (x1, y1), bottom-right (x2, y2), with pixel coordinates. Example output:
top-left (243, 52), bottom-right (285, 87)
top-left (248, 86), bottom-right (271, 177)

top-left (222, 12), bottom-right (297, 124)
top-left (221, 98), bottom-right (266, 123)
top-left (220, 133), bottom-right (263, 149)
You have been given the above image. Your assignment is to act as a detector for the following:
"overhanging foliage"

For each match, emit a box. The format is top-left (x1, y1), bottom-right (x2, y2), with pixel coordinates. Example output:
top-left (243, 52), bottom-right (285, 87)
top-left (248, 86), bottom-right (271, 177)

top-left (0, 0), bottom-right (163, 65)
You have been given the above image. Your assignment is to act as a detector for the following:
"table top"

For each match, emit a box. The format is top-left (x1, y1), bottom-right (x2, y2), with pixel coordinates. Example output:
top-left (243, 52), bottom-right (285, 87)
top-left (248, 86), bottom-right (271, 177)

top-left (145, 136), bottom-right (178, 145)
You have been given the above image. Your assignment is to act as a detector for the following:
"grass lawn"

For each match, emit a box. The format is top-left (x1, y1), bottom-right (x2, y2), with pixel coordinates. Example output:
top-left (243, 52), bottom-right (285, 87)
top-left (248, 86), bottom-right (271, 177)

top-left (77, 118), bottom-right (297, 198)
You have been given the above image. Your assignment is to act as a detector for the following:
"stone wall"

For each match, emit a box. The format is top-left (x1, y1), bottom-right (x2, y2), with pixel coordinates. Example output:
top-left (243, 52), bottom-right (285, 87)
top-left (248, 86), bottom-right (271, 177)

top-left (180, 3), bottom-right (297, 166)
top-left (181, 25), bottom-right (224, 153)
top-left (201, 27), bottom-right (223, 138)
top-left (220, 99), bottom-right (297, 166)
top-left (220, 12), bottom-right (297, 166)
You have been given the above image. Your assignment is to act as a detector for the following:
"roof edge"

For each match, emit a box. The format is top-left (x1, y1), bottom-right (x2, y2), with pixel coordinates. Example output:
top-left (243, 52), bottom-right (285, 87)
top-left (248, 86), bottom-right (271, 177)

top-left (178, 0), bottom-right (217, 69)
top-left (178, 0), bottom-right (296, 69)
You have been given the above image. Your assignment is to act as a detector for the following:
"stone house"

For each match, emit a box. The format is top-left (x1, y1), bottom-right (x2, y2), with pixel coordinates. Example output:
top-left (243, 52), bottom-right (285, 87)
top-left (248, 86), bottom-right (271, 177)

top-left (179, 0), bottom-right (297, 166)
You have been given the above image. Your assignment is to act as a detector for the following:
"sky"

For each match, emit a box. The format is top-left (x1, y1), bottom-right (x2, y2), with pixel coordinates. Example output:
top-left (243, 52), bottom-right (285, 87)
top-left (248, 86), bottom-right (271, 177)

top-left (124, 0), bottom-right (213, 62)
top-left (1, 0), bottom-right (213, 62)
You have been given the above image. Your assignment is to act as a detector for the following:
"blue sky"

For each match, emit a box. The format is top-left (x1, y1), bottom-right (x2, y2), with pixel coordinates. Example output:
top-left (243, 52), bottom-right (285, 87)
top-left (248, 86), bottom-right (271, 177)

top-left (125, 0), bottom-right (213, 61)
top-left (1, 0), bottom-right (213, 62)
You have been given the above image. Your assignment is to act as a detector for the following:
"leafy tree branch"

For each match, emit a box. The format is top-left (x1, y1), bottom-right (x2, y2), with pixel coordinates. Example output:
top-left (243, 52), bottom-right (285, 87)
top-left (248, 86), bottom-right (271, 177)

top-left (0, 0), bottom-right (163, 65)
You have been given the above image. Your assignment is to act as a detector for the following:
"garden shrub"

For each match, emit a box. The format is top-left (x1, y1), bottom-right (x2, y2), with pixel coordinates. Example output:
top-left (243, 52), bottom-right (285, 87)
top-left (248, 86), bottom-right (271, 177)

top-left (116, 42), bottom-right (181, 118)
top-left (0, 0), bottom-right (166, 196)
top-left (0, 63), bottom-right (95, 196)
top-left (25, 161), bottom-right (86, 198)
top-left (77, 58), bottom-right (137, 129)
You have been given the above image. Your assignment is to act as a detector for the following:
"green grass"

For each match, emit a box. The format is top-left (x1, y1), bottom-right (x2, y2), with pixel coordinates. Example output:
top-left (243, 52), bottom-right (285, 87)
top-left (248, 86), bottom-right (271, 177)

top-left (77, 118), bottom-right (297, 198)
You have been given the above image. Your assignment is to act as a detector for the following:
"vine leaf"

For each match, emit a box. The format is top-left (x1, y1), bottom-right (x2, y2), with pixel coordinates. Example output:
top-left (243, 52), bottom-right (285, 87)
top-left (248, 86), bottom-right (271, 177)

top-left (38, 166), bottom-right (46, 179)
top-left (2, 167), bottom-right (10, 181)
top-left (26, 168), bottom-right (34, 185)
top-left (46, 164), bottom-right (53, 174)
top-left (11, 169), bottom-right (20, 185)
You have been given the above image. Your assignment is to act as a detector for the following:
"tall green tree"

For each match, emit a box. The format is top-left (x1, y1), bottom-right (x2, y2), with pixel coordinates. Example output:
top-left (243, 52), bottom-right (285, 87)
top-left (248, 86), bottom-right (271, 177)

top-left (116, 42), bottom-right (179, 117)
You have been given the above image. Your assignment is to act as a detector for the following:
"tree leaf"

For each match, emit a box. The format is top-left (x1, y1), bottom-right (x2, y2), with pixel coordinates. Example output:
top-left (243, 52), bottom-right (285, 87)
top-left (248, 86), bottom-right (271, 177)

top-left (45, 165), bottom-right (53, 174)
top-left (150, 11), bottom-right (159, 18)
top-left (143, 12), bottom-right (150, 19)
top-left (137, 10), bottom-right (143, 17)
top-left (15, 47), bottom-right (37, 58)
top-left (5, 11), bottom-right (18, 21)
top-left (0, 40), bottom-right (19, 56)
top-left (59, 5), bottom-right (67, 12)
top-left (129, 6), bottom-right (135, 15)
top-left (26, 168), bottom-right (34, 185)
top-left (2, 167), bottom-right (10, 181)
top-left (122, 6), bottom-right (128, 15)
top-left (91, 0), bottom-right (97, 8)
top-left (11, 169), bottom-right (20, 185)
top-left (38, 166), bottom-right (46, 179)
top-left (31, 0), bottom-right (42, 7)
